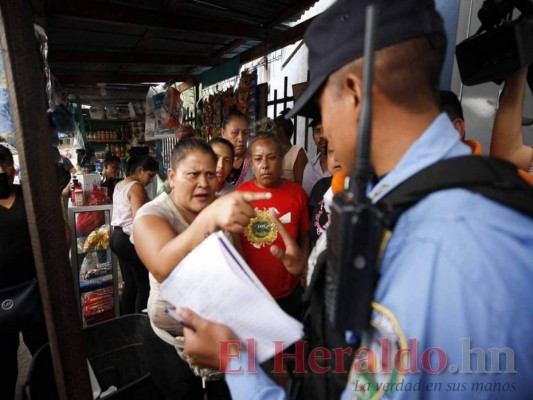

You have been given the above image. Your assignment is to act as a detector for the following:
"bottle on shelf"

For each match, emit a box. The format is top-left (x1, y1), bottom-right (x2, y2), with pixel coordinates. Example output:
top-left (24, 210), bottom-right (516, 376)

top-left (70, 176), bottom-right (78, 204)
top-left (71, 177), bottom-right (83, 206)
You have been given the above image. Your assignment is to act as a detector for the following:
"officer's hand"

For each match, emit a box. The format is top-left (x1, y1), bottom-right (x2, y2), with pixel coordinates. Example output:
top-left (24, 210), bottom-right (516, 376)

top-left (178, 307), bottom-right (241, 371)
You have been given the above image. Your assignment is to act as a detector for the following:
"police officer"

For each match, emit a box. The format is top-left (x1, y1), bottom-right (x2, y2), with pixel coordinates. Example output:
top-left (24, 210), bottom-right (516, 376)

top-left (173, 1), bottom-right (533, 399)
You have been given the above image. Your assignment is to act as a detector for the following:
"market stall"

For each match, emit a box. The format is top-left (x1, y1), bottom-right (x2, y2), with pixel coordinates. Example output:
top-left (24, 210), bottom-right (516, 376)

top-left (0, 0), bottom-right (320, 397)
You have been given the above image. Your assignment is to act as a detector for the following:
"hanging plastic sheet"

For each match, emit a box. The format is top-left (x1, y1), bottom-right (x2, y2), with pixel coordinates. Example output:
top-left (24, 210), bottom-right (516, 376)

top-left (34, 24), bottom-right (53, 112)
top-left (34, 24), bottom-right (75, 137)
top-left (144, 84), bottom-right (184, 141)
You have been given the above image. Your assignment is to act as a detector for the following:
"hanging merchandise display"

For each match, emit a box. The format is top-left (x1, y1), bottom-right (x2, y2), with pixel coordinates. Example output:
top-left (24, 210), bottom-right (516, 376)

top-left (50, 80), bottom-right (76, 137)
top-left (144, 84), bottom-right (184, 141)
top-left (222, 86), bottom-right (238, 118)
top-left (202, 94), bottom-right (215, 138)
top-left (237, 70), bottom-right (251, 112)
top-left (144, 84), bottom-right (165, 141)
top-left (247, 70), bottom-right (258, 128)
top-left (161, 87), bottom-right (184, 129)
top-left (175, 124), bottom-right (195, 140)
top-left (197, 69), bottom-right (259, 140)
top-left (127, 101), bottom-right (144, 119)
top-left (212, 91), bottom-right (222, 130)
top-left (195, 99), bottom-right (205, 138)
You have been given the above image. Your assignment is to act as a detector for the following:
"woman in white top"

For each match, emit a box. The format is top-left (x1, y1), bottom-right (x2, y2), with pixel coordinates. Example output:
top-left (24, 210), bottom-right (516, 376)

top-left (109, 154), bottom-right (158, 314)
top-left (132, 137), bottom-right (269, 398)
top-left (274, 112), bottom-right (308, 185)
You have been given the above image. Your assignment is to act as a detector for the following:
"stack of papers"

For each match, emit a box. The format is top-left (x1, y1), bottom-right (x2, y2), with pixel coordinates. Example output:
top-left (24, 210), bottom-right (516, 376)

top-left (161, 231), bottom-right (304, 363)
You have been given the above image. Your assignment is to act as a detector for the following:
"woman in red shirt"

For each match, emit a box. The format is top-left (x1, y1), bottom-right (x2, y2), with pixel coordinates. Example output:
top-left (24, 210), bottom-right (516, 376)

top-left (237, 133), bottom-right (310, 319)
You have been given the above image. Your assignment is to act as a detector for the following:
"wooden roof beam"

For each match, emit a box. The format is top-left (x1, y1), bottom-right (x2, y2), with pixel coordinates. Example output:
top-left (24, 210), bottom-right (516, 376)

top-left (213, 39), bottom-right (245, 58)
top-left (166, 0), bottom-right (186, 13)
top-left (46, 0), bottom-right (266, 40)
top-left (49, 50), bottom-right (222, 67)
top-left (131, 26), bottom-right (159, 54)
top-left (65, 86), bottom-right (148, 99)
top-left (56, 73), bottom-right (196, 85)
top-left (117, 26), bottom-right (159, 76)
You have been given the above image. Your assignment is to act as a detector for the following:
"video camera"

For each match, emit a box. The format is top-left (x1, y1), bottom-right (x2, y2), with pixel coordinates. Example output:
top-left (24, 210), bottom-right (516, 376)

top-left (456, 0), bottom-right (533, 86)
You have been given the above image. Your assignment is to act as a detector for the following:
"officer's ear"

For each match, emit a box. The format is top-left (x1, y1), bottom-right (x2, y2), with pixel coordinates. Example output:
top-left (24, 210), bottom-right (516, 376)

top-left (344, 72), bottom-right (363, 119)
top-left (452, 118), bottom-right (466, 140)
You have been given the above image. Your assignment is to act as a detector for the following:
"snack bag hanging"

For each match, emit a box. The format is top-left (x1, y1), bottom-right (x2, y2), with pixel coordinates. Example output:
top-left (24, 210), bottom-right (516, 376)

top-left (161, 87), bottom-right (184, 129)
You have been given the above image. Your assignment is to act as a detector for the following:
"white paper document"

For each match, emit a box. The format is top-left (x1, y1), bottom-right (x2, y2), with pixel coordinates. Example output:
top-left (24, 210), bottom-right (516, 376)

top-left (160, 231), bottom-right (304, 363)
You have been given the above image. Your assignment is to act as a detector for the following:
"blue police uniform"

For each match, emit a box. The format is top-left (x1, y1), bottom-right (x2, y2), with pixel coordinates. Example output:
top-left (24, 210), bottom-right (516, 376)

top-left (224, 114), bottom-right (533, 399)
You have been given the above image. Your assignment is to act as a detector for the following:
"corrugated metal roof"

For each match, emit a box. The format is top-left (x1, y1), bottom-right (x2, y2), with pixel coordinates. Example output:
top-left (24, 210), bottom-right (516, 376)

top-left (43, 0), bottom-right (318, 104)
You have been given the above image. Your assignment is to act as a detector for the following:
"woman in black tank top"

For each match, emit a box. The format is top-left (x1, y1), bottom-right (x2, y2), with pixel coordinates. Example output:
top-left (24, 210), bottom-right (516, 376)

top-left (0, 144), bottom-right (48, 399)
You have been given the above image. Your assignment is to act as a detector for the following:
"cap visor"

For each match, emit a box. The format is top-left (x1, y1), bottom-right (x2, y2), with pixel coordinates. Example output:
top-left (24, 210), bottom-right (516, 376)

top-left (286, 75), bottom-right (327, 119)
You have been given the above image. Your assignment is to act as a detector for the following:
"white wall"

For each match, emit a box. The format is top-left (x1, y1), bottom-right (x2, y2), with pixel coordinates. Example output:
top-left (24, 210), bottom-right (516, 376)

top-left (244, 0), bottom-right (533, 158)
top-left (241, 0), bottom-right (336, 158)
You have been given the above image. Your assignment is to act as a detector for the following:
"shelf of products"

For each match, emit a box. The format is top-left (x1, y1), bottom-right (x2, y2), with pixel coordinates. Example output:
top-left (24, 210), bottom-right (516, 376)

top-left (83, 115), bottom-right (145, 142)
top-left (68, 204), bottom-right (120, 327)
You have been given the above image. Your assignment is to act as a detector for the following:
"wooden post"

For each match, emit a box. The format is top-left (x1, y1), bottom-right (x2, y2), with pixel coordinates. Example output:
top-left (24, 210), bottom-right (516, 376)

top-left (0, 0), bottom-right (92, 398)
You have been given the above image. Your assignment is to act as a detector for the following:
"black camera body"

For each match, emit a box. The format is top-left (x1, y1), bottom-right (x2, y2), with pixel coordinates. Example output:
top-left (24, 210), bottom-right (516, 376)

top-left (456, 0), bottom-right (533, 85)
top-left (478, 0), bottom-right (533, 29)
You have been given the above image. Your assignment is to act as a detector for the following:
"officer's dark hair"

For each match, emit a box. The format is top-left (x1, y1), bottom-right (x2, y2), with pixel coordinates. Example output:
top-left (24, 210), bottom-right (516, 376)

top-left (330, 37), bottom-right (446, 113)
top-left (438, 90), bottom-right (464, 121)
